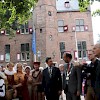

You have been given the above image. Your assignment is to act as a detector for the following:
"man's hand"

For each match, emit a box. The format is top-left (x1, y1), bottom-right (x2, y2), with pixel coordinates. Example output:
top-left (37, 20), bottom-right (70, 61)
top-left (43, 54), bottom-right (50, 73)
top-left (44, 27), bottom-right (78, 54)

top-left (76, 91), bottom-right (80, 96)
top-left (58, 91), bottom-right (62, 95)
top-left (42, 92), bottom-right (45, 96)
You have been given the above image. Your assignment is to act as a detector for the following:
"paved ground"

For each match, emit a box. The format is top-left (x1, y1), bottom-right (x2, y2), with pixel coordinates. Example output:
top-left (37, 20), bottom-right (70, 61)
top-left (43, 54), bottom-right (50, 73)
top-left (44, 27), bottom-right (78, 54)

top-left (59, 91), bottom-right (85, 100)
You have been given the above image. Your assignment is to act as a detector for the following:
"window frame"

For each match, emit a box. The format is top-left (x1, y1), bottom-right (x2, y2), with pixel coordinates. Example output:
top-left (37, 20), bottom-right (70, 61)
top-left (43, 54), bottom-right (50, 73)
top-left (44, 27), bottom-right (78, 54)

top-left (20, 43), bottom-right (30, 61)
top-left (20, 22), bottom-right (29, 34)
top-left (58, 20), bottom-right (64, 33)
top-left (77, 41), bottom-right (87, 58)
top-left (75, 19), bottom-right (85, 32)
top-left (59, 41), bottom-right (65, 59)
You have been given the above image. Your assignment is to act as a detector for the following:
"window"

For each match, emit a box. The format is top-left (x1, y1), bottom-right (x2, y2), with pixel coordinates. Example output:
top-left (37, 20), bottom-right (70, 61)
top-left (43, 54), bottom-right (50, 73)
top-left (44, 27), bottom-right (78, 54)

top-left (77, 41), bottom-right (87, 58)
top-left (20, 22), bottom-right (29, 34)
top-left (59, 42), bottom-right (65, 59)
top-left (40, 29), bottom-right (42, 33)
top-left (58, 20), bottom-right (64, 33)
top-left (5, 44), bottom-right (10, 62)
top-left (6, 29), bottom-right (10, 35)
top-left (21, 43), bottom-right (30, 61)
top-left (64, 1), bottom-right (70, 8)
top-left (76, 19), bottom-right (84, 32)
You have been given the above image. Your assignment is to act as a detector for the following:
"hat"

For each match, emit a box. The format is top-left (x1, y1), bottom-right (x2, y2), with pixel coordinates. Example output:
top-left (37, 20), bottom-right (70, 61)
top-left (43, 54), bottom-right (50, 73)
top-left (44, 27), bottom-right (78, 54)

top-left (0, 72), bottom-right (7, 79)
top-left (33, 62), bottom-right (40, 65)
top-left (25, 66), bottom-right (31, 70)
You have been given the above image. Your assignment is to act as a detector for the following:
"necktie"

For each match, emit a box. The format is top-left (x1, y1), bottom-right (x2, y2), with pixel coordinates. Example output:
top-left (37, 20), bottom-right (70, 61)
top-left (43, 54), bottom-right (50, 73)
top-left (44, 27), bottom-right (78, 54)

top-left (67, 63), bottom-right (70, 73)
top-left (49, 67), bottom-right (52, 77)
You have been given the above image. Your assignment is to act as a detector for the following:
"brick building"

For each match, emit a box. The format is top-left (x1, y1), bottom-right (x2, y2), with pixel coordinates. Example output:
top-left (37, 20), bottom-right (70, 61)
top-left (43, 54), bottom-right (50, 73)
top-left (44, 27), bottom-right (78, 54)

top-left (33, 0), bottom-right (94, 66)
top-left (0, 0), bottom-right (94, 67)
top-left (0, 19), bottom-right (34, 67)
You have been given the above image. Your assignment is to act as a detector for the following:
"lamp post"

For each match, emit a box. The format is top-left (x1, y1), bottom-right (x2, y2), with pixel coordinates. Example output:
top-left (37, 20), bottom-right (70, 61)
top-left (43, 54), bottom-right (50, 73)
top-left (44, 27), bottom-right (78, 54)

top-left (37, 50), bottom-right (41, 62)
top-left (72, 26), bottom-right (79, 61)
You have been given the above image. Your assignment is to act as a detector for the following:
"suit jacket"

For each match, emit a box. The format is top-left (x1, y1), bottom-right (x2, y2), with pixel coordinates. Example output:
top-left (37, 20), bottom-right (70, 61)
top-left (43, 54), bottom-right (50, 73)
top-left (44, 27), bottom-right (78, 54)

top-left (64, 63), bottom-right (82, 94)
top-left (95, 60), bottom-right (100, 98)
top-left (42, 66), bottom-right (62, 95)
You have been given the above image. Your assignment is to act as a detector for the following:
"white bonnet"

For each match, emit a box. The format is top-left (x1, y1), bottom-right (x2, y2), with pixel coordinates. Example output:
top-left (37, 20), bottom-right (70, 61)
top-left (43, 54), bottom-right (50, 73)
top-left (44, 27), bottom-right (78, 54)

top-left (25, 66), bottom-right (31, 70)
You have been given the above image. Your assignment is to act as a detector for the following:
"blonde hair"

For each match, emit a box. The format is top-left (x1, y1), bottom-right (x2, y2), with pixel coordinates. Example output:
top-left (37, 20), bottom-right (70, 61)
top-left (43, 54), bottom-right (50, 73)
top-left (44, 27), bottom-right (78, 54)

top-left (14, 63), bottom-right (24, 72)
top-left (6, 62), bottom-right (14, 68)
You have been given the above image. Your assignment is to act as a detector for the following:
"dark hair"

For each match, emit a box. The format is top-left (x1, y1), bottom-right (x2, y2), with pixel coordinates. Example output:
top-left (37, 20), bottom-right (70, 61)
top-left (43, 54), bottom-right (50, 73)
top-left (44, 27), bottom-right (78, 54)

top-left (45, 57), bottom-right (51, 63)
top-left (66, 53), bottom-right (72, 59)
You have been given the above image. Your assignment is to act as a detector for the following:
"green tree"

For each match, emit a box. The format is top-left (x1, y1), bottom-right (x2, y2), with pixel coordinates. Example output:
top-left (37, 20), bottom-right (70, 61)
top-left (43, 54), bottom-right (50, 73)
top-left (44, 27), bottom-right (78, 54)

top-left (78, 0), bottom-right (100, 16)
top-left (0, 0), bottom-right (100, 35)
top-left (0, 0), bottom-right (37, 33)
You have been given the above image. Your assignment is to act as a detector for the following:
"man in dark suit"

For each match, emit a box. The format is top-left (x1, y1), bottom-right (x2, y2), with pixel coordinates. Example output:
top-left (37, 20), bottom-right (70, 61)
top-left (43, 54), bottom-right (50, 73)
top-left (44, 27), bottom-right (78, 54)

top-left (84, 50), bottom-right (98, 100)
top-left (42, 57), bottom-right (62, 100)
top-left (63, 53), bottom-right (81, 100)
top-left (93, 43), bottom-right (100, 100)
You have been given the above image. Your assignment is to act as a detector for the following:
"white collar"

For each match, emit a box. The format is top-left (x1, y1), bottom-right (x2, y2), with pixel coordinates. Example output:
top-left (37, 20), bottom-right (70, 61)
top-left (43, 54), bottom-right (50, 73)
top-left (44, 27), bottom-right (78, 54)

top-left (5, 70), bottom-right (16, 75)
top-left (98, 58), bottom-right (100, 60)
top-left (68, 60), bottom-right (72, 65)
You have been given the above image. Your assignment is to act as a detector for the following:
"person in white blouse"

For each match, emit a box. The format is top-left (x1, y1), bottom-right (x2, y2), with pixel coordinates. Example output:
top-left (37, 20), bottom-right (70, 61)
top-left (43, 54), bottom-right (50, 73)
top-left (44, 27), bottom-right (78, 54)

top-left (0, 71), bottom-right (6, 100)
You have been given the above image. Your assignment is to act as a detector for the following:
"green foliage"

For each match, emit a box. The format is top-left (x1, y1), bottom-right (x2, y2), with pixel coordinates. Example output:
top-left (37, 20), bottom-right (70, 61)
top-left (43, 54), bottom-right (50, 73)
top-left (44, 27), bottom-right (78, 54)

top-left (0, 0), bottom-right (37, 33)
top-left (78, 0), bottom-right (90, 12)
top-left (78, 0), bottom-right (100, 16)
top-left (92, 9), bottom-right (100, 16)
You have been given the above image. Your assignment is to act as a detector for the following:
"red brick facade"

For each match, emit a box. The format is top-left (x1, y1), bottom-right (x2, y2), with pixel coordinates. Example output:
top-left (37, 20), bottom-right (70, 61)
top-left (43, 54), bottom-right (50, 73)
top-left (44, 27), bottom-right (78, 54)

top-left (33, 0), bottom-right (94, 66)
top-left (0, 19), bottom-right (34, 67)
top-left (0, 0), bottom-right (94, 67)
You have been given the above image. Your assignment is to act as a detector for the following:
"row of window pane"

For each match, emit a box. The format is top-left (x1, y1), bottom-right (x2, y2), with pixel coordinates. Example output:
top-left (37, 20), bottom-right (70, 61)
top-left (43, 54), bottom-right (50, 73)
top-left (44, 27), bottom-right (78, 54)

top-left (78, 50), bottom-right (87, 58)
top-left (21, 43), bottom-right (30, 52)
top-left (58, 19), bottom-right (85, 32)
top-left (4, 43), bottom-right (30, 62)
top-left (76, 26), bottom-right (84, 32)
top-left (76, 19), bottom-right (84, 26)
top-left (5, 53), bottom-right (30, 62)
top-left (59, 41), bottom-right (87, 59)
top-left (77, 41), bottom-right (87, 58)
top-left (20, 22), bottom-right (29, 33)
top-left (77, 41), bottom-right (86, 50)
top-left (21, 52), bottom-right (30, 61)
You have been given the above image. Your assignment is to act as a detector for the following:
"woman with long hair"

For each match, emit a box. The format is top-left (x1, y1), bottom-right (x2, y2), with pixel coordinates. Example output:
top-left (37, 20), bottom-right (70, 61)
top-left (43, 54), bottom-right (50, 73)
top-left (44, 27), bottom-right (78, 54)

top-left (13, 63), bottom-right (30, 100)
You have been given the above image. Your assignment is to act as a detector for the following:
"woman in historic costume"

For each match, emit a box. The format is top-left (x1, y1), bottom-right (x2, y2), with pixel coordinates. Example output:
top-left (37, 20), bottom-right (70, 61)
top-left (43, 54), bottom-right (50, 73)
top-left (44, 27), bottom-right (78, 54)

top-left (4, 62), bottom-right (16, 100)
top-left (24, 66), bottom-right (33, 100)
top-left (31, 62), bottom-right (45, 100)
top-left (0, 71), bottom-right (7, 100)
top-left (13, 63), bottom-right (30, 100)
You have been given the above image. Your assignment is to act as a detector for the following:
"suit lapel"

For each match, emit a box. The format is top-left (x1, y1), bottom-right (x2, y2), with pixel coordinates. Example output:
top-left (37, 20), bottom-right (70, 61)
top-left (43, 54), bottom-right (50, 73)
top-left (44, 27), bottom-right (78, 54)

top-left (45, 68), bottom-right (50, 78)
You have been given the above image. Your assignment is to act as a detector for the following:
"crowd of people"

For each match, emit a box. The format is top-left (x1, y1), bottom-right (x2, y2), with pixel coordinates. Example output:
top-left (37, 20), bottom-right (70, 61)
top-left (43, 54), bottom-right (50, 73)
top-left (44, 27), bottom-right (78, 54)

top-left (0, 43), bottom-right (100, 100)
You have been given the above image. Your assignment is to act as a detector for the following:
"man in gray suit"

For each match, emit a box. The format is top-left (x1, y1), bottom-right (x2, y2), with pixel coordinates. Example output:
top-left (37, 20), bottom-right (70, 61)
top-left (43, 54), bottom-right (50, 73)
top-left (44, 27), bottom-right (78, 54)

top-left (63, 53), bottom-right (81, 100)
